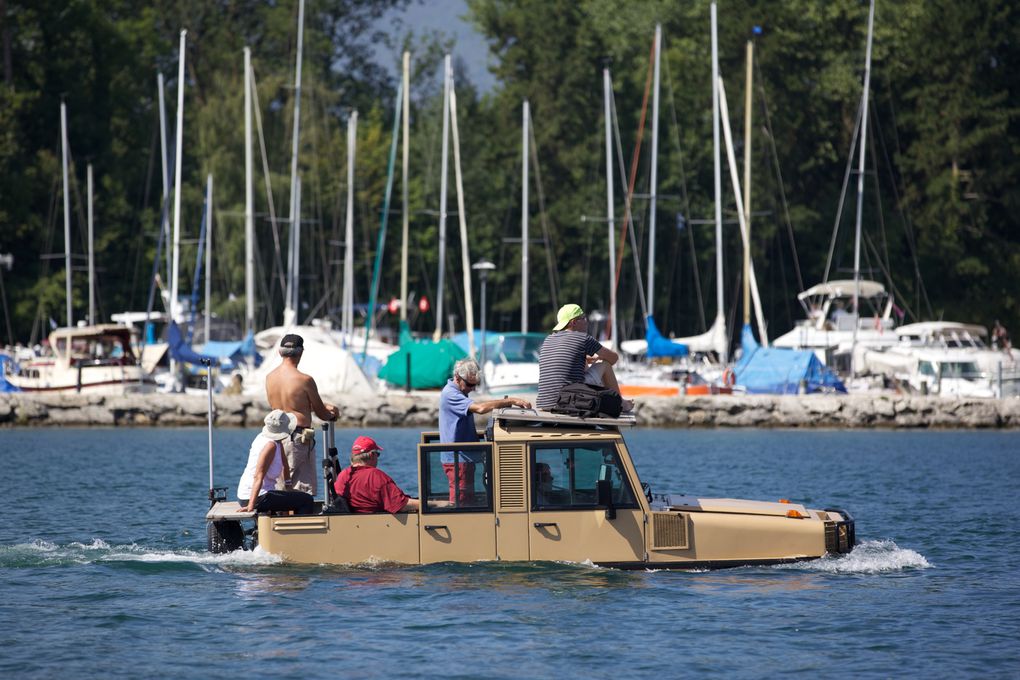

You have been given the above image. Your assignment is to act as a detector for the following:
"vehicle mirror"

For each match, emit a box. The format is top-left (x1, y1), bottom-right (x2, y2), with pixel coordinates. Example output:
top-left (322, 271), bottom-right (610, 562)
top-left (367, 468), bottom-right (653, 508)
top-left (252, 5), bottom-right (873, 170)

top-left (596, 479), bottom-right (616, 520)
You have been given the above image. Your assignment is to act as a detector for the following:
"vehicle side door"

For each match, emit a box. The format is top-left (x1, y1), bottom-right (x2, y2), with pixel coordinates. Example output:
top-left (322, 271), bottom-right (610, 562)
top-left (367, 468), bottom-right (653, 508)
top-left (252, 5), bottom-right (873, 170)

top-left (418, 442), bottom-right (497, 563)
top-left (528, 440), bottom-right (644, 565)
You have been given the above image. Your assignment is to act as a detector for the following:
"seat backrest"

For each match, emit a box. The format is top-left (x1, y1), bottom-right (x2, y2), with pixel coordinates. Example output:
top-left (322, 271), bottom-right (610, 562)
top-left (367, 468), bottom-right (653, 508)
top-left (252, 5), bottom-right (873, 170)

top-left (322, 448), bottom-right (351, 514)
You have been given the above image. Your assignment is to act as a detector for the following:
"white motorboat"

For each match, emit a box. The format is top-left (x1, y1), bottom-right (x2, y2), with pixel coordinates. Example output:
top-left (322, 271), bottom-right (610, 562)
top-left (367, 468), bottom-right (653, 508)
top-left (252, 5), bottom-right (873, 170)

top-left (772, 280), bottom-right (899, 370)
top-left (862, 345), bottom-right (994, 398)
top-left (481, 332), bottom-right (544, 394)
top-left (6, 325), bottom-right (155, 394)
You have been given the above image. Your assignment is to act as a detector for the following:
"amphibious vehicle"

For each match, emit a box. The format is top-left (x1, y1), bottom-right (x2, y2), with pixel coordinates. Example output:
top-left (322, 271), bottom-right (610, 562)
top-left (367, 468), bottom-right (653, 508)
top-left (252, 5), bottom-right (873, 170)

top-left (206, 409), bottom-right (855, 568)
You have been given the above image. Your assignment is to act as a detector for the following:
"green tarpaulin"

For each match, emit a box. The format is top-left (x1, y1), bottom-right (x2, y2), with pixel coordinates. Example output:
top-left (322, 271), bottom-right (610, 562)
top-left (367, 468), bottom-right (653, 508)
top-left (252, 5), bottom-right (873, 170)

top-left (377, 321), bottom-right (467, 389)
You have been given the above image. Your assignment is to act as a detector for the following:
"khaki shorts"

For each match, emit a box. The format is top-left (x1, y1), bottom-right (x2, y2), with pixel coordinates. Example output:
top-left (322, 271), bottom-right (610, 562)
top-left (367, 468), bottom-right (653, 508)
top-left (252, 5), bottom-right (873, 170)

top-left (278, 432), bottom-right (317, 496)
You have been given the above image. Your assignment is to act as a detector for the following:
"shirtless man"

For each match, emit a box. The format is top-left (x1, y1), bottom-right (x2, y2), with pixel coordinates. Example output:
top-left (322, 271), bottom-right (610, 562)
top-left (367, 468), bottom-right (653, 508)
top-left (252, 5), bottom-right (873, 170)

top-left (265, 334), bottom-right (339, 495)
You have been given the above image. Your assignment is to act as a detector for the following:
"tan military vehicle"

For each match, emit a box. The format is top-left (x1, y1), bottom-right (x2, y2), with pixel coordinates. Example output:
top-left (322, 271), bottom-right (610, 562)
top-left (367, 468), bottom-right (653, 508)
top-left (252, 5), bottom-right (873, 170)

top-left (206, 409), bottom-right (855, 568)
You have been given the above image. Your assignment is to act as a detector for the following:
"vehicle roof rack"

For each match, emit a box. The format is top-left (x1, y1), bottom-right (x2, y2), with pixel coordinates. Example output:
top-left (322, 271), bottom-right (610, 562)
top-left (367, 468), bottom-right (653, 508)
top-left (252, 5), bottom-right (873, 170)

top-left (492, 407), bottom-right (637, 429)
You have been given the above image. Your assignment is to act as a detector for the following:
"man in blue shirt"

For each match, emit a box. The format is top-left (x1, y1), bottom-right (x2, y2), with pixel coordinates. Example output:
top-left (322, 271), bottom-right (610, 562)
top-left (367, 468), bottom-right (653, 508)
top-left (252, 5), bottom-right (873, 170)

top-left (439, 358), bottom-right (531, 504)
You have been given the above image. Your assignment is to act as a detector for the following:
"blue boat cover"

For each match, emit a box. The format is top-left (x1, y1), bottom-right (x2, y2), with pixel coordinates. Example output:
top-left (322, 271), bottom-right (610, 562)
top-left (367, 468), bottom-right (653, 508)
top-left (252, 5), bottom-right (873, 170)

top-left (645, 315), bottom-right (689, 358)
top-left (734, 324), bottom-right (846, 394)
top-left (198, 331), bottom-right (259, 366)
top-left (0, 355), bottom-right (19, 392)
top-left (166, 322), bottom-right (218, 366)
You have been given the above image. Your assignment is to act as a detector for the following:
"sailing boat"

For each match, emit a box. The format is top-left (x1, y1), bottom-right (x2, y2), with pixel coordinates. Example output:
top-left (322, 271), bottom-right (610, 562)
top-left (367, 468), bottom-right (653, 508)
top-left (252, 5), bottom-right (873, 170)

top-left (8, 104), bottom-right (154, 394)
top-left (770, 0), bottom-right (899, 376)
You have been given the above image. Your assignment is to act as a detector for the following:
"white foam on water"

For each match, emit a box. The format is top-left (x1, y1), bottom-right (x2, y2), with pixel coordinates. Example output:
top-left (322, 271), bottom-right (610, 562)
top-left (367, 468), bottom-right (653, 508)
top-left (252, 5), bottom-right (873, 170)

top-left (0, 538), bottom-right (281, 568)
top-left (783, 539), bottom-right (931, 574)
top-left (101, 543), bottom-right (283, 567)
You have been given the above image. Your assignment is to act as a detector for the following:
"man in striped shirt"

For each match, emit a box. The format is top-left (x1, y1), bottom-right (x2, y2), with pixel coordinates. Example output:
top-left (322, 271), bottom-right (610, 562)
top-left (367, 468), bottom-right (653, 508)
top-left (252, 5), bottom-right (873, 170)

top-left (535, 304), bottom-right (631, 411)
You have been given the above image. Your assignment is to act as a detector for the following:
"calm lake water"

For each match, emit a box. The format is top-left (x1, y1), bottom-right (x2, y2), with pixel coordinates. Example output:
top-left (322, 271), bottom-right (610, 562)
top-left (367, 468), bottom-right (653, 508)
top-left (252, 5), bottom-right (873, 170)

top-left (1, 426), bottom-right (1018, 678)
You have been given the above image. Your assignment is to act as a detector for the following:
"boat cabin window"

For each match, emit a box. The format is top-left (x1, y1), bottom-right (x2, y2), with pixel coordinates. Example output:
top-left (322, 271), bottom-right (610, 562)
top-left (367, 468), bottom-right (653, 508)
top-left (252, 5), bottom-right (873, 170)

top-left (419, 443), bottom-right (493, 513)
top-left (498, 334), bottom-right (544, 363)
top-left (531, 442), bottom-right (636, 510)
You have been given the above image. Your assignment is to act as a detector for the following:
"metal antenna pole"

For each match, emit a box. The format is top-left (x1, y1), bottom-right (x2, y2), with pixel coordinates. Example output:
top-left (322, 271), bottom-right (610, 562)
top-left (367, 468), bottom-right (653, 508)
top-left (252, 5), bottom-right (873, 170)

top-left (204, 357), bottom-right (214, 501)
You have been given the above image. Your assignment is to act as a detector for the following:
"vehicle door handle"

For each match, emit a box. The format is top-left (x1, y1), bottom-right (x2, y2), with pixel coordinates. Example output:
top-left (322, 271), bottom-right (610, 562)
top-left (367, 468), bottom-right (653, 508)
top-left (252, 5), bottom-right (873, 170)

top-left (533, 522), bottom-right (558, 528)
top-left (424, 525), bottom-right (448, 531)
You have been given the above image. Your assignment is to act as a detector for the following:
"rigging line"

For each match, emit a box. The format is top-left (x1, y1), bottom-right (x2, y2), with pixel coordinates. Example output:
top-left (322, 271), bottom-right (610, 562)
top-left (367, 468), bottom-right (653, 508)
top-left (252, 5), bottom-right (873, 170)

top-left (863, 229), bottom-right (916, 322)
top-left (0, 262), bottom-right (12, 345)
top-left (527, 109), bottom-right (560, 309)
top-left (754, 56), bottom-right (804, 293)
top-left (662, 43), bottom-right (705, 332)
top-left (611, 37), bottom-right (654, 311)
top-left (872, 90), bottom-right (933, 319)
top-left (132, 121), bottom-right (160, 311)
top-left (866, 108), bottom-right (895, 300)
top-left (249, 64), bottom-right (288, 301)
top-left (823, 96), bottom-right (864, 284)
top-left (608, 82), bottom-right (649, 324)
top-left (252, 235), bottom-right (275, 329)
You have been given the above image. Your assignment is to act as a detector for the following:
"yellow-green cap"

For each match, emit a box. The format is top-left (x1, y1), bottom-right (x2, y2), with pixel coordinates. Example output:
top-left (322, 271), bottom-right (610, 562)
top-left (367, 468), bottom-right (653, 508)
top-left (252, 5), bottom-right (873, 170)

top-left (553, 304), bottom-right (584, 331)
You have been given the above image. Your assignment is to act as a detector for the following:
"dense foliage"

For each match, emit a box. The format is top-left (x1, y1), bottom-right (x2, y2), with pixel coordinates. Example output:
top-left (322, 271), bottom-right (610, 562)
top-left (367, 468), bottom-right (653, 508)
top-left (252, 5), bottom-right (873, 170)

top-left (0, 0), bottom-right (1017, 348)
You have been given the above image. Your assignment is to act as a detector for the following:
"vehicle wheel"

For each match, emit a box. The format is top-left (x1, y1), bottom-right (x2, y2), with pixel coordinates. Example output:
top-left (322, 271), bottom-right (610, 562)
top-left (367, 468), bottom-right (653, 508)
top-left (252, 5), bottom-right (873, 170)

top-left (207, 520), bottom-right (244, 553)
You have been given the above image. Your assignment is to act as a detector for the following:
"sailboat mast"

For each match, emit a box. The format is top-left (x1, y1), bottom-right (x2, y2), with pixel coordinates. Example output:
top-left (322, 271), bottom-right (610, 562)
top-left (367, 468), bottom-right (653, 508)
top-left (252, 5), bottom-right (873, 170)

top-left (205, 173), bottom-right (213, 345)
top-left (851, 0), bottom-right (876, 375)
top-left (343, 112), bottom-right (357, 341)
top-left (87, 164), bottom-right (95, 325)
top-left (435, 55), bottom-right (451, 339)
top-left (647, 24), bottom-right (661, 317)
top-left (711, 3), bottom-right (725, 361)
top-left (157, 73), bottom-right (171, 286)
top-left (450, 84), bottom-right (475, 356)
top-left (170, 30), bottom-right (186, 327)
top-left (521, 99), bottom-right (529, 333)
top-left (244, 47), bottom-right (255, 337)
top-left (719, 76), bottom-right (768, 346)
top-left (743, 40), bottom-right (753, 328)
top-left (603, 68), bottom-right (617, 351)
top-left (400, 51), bottom-right (410, 322)
top-left (60, 102), bottom-right (72, 328)
top-left (285, 0), bottom-right (305, 326)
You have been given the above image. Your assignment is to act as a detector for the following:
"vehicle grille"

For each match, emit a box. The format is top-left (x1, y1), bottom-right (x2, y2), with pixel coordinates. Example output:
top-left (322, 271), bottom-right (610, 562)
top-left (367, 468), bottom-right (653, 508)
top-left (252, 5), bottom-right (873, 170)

top-left (498, 444), bottom-right (525, 510)
top-left (651, 512), bottom-right (688, 549)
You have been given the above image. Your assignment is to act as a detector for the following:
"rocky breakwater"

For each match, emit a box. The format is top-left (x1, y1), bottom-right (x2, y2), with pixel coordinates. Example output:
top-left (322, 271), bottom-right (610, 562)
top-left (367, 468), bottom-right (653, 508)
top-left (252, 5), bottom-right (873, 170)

top-left (0, 392), bottom-right (443, 429)
top-left (0, 392), bottom-right (1018, 429)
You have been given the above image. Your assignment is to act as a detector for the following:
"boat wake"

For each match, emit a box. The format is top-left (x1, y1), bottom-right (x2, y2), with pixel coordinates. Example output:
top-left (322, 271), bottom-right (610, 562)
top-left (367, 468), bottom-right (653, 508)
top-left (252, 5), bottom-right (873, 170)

top-left (781, 539), bottom-right (931, 574)
top-left (0, 538), bottom-right (282, 569)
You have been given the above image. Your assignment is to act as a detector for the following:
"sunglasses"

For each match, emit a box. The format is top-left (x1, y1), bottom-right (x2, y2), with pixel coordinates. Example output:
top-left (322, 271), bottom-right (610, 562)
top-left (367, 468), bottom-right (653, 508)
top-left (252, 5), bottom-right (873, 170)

top-left (459, 376), bottom-right (479, 388)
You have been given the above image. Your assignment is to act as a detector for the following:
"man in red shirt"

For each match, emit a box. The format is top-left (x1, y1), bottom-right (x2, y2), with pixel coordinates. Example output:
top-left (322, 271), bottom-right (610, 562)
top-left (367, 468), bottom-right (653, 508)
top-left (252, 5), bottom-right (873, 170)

top-left (333, 436), bottom-right (419, 514)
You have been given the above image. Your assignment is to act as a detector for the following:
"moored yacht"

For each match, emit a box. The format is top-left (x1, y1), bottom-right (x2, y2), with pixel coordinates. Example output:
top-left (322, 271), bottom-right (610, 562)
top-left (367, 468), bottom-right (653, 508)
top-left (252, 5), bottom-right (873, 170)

top-left (772, 279), bottom-right (899, 372)
top-left (6, 325), bottom-right (155, 394)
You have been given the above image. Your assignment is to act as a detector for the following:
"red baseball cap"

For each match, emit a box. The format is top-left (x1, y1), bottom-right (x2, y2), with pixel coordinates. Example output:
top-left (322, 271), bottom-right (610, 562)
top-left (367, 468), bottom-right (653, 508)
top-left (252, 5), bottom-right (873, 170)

top-left (352, 435), bottom-right (383, 455)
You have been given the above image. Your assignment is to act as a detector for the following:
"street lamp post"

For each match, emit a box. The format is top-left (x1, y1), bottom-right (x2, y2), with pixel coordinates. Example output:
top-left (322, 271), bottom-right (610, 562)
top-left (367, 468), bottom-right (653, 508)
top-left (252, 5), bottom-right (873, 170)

top-left (472, 260), bottom-right (496, 391)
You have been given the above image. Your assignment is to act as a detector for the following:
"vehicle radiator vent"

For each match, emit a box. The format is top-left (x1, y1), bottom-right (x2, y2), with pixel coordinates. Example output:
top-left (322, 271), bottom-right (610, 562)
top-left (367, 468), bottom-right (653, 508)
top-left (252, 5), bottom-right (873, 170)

top-left (652, 512), bottom-right (688, 550)
top-left (498, 444), bottom-right (526, 511)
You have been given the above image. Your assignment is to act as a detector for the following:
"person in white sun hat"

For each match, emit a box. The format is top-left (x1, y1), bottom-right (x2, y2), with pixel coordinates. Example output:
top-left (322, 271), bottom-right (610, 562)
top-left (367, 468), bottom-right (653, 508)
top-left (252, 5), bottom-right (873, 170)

top-left (237, 409), bottom-right (315, 514)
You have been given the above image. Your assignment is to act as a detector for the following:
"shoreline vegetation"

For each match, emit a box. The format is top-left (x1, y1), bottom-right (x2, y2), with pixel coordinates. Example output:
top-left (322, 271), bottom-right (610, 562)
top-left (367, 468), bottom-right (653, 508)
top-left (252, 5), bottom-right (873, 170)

top-left (2, 392), bottom-right (1018, 429)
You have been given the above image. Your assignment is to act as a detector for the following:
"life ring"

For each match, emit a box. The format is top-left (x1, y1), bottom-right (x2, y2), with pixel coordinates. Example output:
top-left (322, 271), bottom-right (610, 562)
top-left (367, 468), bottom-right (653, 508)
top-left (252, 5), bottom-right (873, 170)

top-left (722, 367), bottom-right (736, 387)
